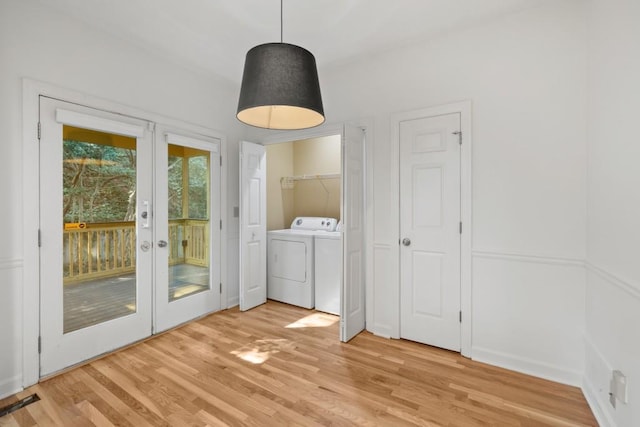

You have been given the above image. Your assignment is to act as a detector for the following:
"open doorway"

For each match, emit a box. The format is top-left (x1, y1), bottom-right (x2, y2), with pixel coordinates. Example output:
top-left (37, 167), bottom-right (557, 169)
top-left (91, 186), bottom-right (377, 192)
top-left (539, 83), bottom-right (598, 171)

top-left (239, 125), bottom-right (365, 342)
top-left (265, 135), bottom-right (342, 331)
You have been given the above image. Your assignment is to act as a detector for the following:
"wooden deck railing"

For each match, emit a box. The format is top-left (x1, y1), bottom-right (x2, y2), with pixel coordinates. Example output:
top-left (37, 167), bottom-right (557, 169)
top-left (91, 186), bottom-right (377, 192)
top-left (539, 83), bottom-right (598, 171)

top-left (168, 219), bottom-right (209, 267)
top-left (64, 219), bottom-right (209, 284)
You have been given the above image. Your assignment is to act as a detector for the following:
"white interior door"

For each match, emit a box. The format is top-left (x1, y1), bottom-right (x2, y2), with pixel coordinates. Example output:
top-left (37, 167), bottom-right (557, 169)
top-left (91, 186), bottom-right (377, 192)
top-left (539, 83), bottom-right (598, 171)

top-left (154, 132), bottom-right (221, 332)
top-left (239, 141), bottom-right (267, 311)
top-left (341, 125), bottom-right (366, 342)
top-left (399, 112), bottom-right (461, 351)
top-left (39, 97), bottom-right (153, 376)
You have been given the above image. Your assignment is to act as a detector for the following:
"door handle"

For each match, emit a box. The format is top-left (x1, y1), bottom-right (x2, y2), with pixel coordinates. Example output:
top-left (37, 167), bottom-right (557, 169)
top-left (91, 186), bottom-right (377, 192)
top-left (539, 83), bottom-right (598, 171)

top-left (157, 240), bottom-right (168, 248)
top-left (140, 241), bottom-right (151, 252)
top-left (402, 238), bottom-right (411, 246)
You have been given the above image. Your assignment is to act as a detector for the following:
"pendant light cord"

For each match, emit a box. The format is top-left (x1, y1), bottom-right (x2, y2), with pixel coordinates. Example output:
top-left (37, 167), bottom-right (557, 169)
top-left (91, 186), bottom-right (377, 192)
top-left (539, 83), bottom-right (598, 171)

top-left (280, 0), bottom-right (283, 43)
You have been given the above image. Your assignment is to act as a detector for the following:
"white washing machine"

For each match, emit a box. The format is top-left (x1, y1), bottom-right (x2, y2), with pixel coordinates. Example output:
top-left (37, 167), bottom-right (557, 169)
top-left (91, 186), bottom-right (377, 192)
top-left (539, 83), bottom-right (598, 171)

top-left (314, 228), bottom-right (342, 315)
top-left (267, 217), bottom-right (337, 308)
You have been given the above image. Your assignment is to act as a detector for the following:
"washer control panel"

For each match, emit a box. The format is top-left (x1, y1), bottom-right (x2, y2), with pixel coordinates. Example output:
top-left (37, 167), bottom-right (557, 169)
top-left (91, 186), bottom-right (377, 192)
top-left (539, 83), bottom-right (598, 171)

top-left (290, 217), bottom-right (338, 231)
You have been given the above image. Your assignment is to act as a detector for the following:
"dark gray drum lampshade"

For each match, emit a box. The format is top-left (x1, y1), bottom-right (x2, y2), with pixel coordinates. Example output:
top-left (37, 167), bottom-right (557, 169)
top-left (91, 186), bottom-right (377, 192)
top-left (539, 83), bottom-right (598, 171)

top-left (236, 42), bottom-right (325, 130)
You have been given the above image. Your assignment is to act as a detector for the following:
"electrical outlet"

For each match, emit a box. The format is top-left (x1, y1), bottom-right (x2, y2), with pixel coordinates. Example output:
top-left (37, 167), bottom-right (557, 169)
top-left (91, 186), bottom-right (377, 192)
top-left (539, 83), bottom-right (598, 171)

top-left (610, 392), bottom-right (616, 408)
top-left (610, 370), bottom-right (628, 407)
top-left (613, 370), bottom-right (628, 403)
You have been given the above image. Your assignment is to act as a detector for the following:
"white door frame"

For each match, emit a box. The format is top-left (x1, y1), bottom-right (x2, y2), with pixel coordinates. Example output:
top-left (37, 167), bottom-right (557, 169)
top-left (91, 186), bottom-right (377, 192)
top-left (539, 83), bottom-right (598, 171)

top-left (22, 79), bottom-right (228, 387)
top-left (391, 101), bottom-right (472, 357)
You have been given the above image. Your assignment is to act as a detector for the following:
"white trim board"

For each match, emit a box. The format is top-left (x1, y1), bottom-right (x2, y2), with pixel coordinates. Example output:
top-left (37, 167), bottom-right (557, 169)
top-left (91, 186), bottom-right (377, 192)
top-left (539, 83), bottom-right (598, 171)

top-left (585, 261), bottom-right (640, 300)
top-left (473, 249), bottom-right (584, 267)
top-left (582, 336), bottom-right (616, 427)
top-left (22, 78), bottom-right (229, 389)
top-left (582, 377), bottom-right (615, 427)
top-left (473, 249), bottom-right (638, 300)
top-left (0, 375), bottom-right (23, 401)
top-left (390, 101), bottom-right (472, 357)
top-left (472, 346), bottom-right (583, 387)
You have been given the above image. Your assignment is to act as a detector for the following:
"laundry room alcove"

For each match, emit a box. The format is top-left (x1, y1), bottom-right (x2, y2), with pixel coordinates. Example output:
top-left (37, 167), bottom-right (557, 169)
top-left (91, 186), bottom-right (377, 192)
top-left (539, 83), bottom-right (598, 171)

top-left (265, 135), bottom-right (343, 334)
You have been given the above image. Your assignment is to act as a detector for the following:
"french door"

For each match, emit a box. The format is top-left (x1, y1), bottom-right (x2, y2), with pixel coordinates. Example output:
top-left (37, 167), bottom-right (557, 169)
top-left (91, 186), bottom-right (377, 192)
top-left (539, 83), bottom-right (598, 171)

top-left (39, 97), bottom-right (220, 375)
top-left (154, 131), bottom-right (221, 332)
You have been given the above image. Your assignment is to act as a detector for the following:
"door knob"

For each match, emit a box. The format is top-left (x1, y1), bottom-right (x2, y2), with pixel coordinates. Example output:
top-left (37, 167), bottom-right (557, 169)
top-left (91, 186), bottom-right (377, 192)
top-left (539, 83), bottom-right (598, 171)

top-left (402, 238), bottom-right (411, 246)
top-left (157, 240), bottom-right (168, 248)
top-left (140, 241), bottom-right (151, 252)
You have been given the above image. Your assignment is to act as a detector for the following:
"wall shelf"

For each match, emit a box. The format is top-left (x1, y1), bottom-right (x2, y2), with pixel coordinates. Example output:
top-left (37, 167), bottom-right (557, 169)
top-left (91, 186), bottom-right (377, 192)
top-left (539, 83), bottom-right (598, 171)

top-left (280, 173), bottom-right (340, 189)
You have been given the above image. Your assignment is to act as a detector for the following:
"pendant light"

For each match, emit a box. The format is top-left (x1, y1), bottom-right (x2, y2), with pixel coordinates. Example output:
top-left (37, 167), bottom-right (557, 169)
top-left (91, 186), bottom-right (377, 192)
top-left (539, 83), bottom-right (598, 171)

top-left (236, 0), bottom-right (325, 130)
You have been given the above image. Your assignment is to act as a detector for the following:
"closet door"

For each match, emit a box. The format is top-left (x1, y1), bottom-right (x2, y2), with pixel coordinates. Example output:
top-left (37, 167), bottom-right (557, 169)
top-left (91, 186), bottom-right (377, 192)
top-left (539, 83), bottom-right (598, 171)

top-left (239, 141), bottom-right (267, 311)
top-left (341, 125), bottom-right (366, 342)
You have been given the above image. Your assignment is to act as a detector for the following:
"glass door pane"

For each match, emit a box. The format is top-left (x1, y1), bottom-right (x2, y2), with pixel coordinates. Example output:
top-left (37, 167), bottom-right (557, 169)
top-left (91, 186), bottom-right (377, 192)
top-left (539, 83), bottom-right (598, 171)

top-left (154, 132), bottom-right (220, 333)
top-left (62, 126), bottom-right (138, 333)
top-left (168, 145), bottom-right (211, 302)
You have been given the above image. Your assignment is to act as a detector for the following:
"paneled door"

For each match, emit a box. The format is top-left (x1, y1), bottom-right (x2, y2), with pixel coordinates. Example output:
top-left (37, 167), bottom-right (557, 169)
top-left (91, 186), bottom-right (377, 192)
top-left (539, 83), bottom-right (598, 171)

top-left (154, 132), bottom-right (221, 332)
top-left (341, 125), bottom-right (366, 342)
top-left (39, 97), bottom-right (153, 376)
top-left (399, 112), bottom-right (461, 351)
top-left (239, 141), bottom-right (267, 311)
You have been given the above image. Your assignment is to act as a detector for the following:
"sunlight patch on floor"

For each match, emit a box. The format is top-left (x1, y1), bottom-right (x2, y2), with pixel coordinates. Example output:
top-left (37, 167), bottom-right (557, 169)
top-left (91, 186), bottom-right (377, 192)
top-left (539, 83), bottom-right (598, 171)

top-left (285, 312), bottom-right (338, 329)
top-left (231, 339), bottom-right (295, 364)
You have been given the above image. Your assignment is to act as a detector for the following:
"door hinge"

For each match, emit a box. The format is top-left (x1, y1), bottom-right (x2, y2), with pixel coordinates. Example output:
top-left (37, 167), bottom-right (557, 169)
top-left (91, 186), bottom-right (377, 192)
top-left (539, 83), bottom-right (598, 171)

top-left (220, 156), bottom-right (222, 166)
top-left (459, 222), bottom-right (462, 234)
top-left (38, 229), bottom-right (41, 247)
top-left (453, 131), bottom-right (461, 144)
top-left (459, 311), bottom-right (462, 323)
top-left (37, 122), bottom-right (41, 140)
top-left (219, 283), bottom-right (222, 294)
top-left (219, 220), bottom-right (222, 230)
top-left (38, 336), bottom-right (41, 354)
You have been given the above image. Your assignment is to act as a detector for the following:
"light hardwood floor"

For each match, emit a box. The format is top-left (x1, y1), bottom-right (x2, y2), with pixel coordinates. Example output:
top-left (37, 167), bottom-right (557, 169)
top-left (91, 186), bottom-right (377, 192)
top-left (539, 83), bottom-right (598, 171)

top-left (1, 301), bottom-right (597, 426)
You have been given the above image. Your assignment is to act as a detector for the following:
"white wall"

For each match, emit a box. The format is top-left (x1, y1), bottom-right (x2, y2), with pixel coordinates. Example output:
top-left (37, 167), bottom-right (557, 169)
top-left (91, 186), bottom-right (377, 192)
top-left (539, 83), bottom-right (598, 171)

top-left (292, 136), bottom-right (342, 221)
top-left (0, 0), bottom-right (242, 398)
top-left (318, 0), bottom-right (588, 384)
top-left (4, 2), bottom-right (635, 424)
top-left (583, 0), bottom-right (640, 425)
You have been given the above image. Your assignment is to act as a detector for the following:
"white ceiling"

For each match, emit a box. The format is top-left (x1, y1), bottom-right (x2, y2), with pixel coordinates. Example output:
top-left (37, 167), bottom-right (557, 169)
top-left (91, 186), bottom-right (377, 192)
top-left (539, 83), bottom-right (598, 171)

top-left (37, 0), bottom-right (556, 85)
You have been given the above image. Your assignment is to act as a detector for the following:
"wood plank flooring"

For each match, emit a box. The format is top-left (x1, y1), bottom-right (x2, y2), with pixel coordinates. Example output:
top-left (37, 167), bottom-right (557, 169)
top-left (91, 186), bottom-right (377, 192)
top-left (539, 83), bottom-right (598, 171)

top-left (1, 301), bottom-right (597, 426)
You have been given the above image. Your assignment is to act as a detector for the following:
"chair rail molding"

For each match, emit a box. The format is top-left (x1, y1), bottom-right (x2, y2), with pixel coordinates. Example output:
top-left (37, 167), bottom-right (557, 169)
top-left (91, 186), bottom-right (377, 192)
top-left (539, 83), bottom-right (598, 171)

top-left (585, 261), bottom-right (640, 300)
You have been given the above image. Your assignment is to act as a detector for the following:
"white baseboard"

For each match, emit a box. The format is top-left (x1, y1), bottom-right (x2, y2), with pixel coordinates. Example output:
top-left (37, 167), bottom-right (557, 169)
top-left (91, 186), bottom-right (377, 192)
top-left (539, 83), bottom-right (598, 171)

top-left (0, 375), bottom-right (22, 400)
top-left (582, 376), bottom-right (616, 427)
top-left (472, 346), bottom-right (583, 387)
top-left (226, 296), bottom-right (239, 308)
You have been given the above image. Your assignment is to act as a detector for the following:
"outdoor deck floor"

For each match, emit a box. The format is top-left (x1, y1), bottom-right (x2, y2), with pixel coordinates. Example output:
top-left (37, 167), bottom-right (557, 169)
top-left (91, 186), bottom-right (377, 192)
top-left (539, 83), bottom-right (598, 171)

top-left (63, 264), bottom-right (209, 333)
